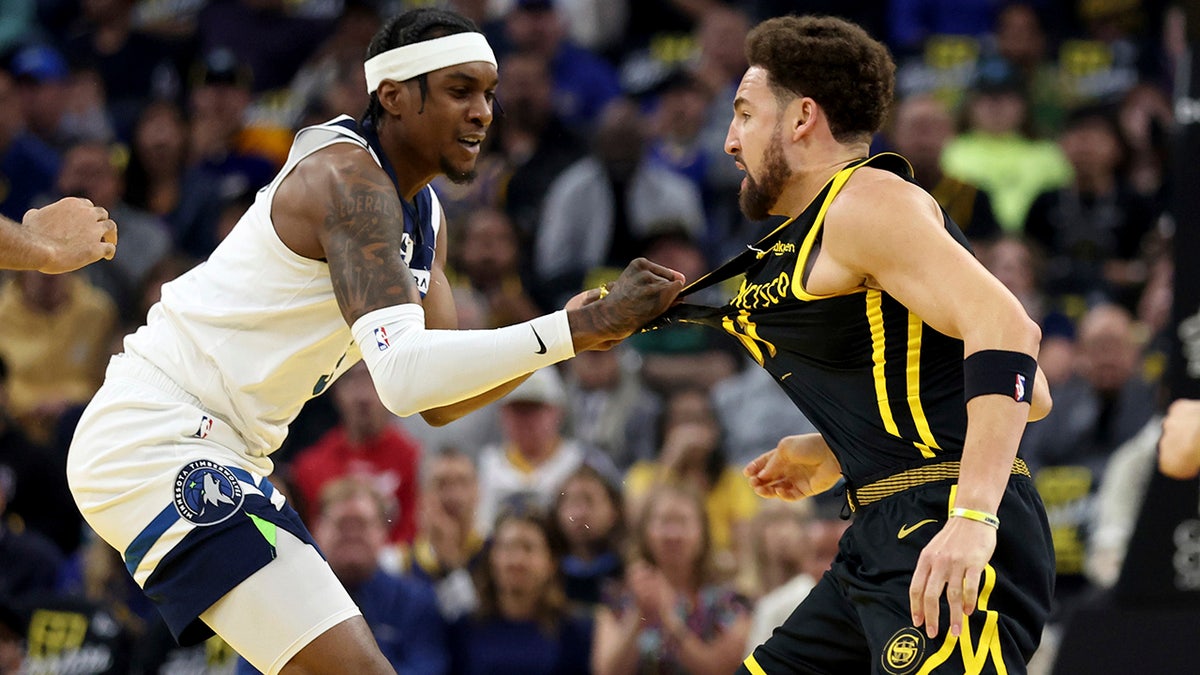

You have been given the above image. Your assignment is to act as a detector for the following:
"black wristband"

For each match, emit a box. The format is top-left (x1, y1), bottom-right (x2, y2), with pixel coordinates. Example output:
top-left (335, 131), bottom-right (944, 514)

top-left (963, 349), bottom-right (1037, 403)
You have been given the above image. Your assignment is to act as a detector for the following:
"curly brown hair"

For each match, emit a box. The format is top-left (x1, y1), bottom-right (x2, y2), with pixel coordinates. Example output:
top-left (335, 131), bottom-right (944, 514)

top-left (746, 15), bottom-right (895, 143)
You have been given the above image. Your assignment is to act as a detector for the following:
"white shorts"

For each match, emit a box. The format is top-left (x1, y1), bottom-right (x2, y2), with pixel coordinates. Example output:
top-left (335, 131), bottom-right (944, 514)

top-left (67, 356), bottom-right (360, 673)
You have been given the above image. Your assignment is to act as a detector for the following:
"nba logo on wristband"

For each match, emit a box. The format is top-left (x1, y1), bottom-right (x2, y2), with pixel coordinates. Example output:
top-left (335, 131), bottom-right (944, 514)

top-left (1014, 374), bottom-right (1026, 402)
top-left (374, 326), bottom-right (390, 351)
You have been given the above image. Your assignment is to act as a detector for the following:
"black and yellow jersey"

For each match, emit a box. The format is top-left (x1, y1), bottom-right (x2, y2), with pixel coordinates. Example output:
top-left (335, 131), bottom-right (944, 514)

top-left (657, 154), bottom-right (974, 486)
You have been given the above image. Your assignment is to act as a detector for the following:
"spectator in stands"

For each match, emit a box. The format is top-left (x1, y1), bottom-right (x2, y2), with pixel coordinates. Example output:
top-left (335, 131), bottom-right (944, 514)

top-left (0, 468), bottom-right (63, 603)
top-left (290, 362), bottom-right (422, 544)
top-left (0, 599), bottom-right (23, 675)
top-left (123, 99), bottom-right (223, 262)
top-left (593, 484), bottom-right (751, 675)
top-left (1118, 82), bottom-right (1173, 204)
top-left (14, 538), bottom-right (137, 675)
top-left (744, 501), bottom-right (816, 649)
top-left (888, 93), bottom-right (1001, 242)
top-left (692, 7), bottom-right (755, 258)
top-left (989, 2), bottom-right (1067, 138)
top-left (196, 0), bottom-right (335, 94)
top-left (62, 0), bottom-right (187, 138)
top-left (285, 1), bottom-right (380, 129)
top-left (564, 346), bottom-right (660, 471)
top-left (56, 139), bottom-right (172, 317)
top-left (1024, 105), bottom-right (1157, 307)
top-left (475, 367), bottom-right (617, 533)
top-left (741, 495), bottom-right (852, 654)
top-left (1087, 414), bottom-right (1162, 589)
top-left (646, 70), bottom-right (716, 206)
top-left (407, 449), bottom-right (486, 622)
top-left (713, 361), bottom-right (818, 468)
top-left (502, 0), bottom-right (621, 130)
top-left (1019, 303), bottom-right (1157, 616)
top-left (10, 44), bottom-right (75, 151)
top-left (552, 464), bottom-right (625, 607)
top-left (0, 67), bottom-right (60, 223)
top-left (941, 66), bottom-right (1072, 232)
top-left (0, 354), bottom-right (80, 555)
top-left (888, 0), bottom-right (1002, 55)
top-left (293, 477), bottom-right (448, 674)
top-left (624, 387), bottom-right (760, 581)
top-left (0, 270), bottom-right (115, 444)
top-left (493, 50), bottom-right (586, 241)
top-left (534, 98), bottom-right (705, 307)
top-left (183, 48), bottom-right (276, 257)
top-left (979, 235), bottom-right (1076, 386)
top-left (450, 505), bottom-right (593, 675)
top-left (451, 207), bottom-right (540, 329)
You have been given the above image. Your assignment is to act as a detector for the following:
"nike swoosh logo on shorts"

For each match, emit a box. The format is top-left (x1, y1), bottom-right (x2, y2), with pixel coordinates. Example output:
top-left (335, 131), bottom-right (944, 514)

top-left (532, 326), bottom-right (547, 354)
top-left (897, 519), bottom-right (937, 539)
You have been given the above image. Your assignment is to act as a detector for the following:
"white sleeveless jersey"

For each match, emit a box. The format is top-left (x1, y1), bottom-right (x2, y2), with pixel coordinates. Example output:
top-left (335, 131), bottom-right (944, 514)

top-left (122, 116), bottom-right (442, 455)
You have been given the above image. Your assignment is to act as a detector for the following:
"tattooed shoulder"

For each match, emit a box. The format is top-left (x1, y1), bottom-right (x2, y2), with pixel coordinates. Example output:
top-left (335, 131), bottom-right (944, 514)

top-left (318, 157), bottom-right (422, 324)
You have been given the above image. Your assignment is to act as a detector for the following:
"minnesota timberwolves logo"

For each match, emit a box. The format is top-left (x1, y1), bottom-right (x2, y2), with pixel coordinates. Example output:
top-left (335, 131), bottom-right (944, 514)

top-left (881, 627), bottom-right (925, 675)
top-left (173, 460), bottom-right (244, 526)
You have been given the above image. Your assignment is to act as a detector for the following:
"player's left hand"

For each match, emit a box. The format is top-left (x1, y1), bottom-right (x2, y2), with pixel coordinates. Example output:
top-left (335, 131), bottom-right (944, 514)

top-left (909, 516), bottom-right (997, 639)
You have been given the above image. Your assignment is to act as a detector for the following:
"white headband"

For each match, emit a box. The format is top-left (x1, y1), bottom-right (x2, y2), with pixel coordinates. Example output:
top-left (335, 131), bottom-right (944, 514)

top-left (364, 32), bottom-right (497, 95)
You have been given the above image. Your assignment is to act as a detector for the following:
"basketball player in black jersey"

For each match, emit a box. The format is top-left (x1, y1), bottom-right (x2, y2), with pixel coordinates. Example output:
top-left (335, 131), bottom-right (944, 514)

top-left (667, 15), bottom-right (1055, 675)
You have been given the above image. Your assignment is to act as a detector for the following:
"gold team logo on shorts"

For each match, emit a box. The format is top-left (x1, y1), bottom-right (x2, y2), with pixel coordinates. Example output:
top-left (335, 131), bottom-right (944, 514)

top-left (881, 627), bottom-right (925, 675)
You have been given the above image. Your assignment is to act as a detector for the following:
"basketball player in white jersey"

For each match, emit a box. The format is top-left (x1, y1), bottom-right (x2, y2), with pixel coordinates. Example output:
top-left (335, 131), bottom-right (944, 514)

top-left (66, 8), bottom-right (683, 674)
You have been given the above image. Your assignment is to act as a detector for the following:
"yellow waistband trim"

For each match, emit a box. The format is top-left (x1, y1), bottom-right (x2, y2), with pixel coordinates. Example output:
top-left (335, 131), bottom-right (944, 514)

top-left (848, 459), bottom-right (1030, 511)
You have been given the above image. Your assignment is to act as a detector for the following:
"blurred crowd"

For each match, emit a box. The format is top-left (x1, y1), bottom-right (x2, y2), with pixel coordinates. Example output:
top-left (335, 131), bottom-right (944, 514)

top-left (0, 0), bottom-right (1186, 673)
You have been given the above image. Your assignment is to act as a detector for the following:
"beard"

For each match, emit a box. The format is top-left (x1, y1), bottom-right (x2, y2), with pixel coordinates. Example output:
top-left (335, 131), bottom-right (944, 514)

top-left (441, 156), bottom-right (478, 185)
top-left (738, 134), bottom-right (792, 221)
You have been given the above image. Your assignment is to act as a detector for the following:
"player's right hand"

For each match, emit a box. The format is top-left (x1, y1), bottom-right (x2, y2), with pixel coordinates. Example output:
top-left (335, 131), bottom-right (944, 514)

top-left (598, 258), bottom-right (685, 336)
top-left (744, 433), bottom-right (843, 501)
top-left (26, 197), bottom-right (118, 274)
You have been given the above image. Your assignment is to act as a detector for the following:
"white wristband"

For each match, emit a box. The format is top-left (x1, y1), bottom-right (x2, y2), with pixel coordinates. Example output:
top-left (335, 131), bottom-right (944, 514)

top-left (351, 304), bottom-right (574, 417)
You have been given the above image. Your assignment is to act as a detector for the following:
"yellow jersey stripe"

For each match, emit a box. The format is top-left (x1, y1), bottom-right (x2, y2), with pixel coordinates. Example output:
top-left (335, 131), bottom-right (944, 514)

top-left (916, 634), bottom-right (958, 675)
top-left (791, 160), bottom-right (870, 301)
top-left (723, 312), bottom-right (765, 365)
top-left (905, 312), bottom-right (942, 455)
top-left (743, 654), bottom-right (769, 675)
top-left (867, 290), bottom-right (900, 436)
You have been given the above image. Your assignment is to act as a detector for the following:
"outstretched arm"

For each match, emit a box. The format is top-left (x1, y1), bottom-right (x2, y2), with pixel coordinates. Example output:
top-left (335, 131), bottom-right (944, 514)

top-left (417, 212), bottom-right (530, 426)
top-left (274, 144), bottom-right (684, 417)
top-left (0, 198), bottom-right (117, 273)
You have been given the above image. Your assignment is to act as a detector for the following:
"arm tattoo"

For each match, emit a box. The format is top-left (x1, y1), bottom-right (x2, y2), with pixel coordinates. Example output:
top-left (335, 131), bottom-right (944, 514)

top-left (321, 162), bottom-right (422, 324)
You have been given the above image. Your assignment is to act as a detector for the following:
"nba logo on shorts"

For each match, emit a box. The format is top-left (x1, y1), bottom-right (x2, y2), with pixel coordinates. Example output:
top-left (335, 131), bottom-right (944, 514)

top-left (192, 415), bottom-right (213, 439)
top-left (173, 460), bottom-right (244, 526)
top-left (374, 326), bottom-right (390, 351)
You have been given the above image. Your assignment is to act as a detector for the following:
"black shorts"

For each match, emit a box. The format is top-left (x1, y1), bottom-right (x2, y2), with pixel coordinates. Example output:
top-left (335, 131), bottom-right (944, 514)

top-left (741, 476), bottom-right (1054, 675)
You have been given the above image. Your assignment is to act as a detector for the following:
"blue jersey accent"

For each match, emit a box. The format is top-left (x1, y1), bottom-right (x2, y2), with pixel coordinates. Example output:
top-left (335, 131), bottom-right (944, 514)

top-left (329, 117), bottom-right (438, 297)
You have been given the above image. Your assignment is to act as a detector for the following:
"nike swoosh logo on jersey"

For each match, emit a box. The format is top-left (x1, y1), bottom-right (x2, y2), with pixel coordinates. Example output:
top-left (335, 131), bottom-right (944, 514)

top-left (532, 326), bottom-right (547, 354)
top-left (897, 519), bottom-right (937, 539)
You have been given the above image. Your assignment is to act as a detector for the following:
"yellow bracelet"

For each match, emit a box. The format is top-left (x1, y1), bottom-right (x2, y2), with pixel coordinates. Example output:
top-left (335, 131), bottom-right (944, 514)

top-left (949, 507), bottom-right (1000, 529)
